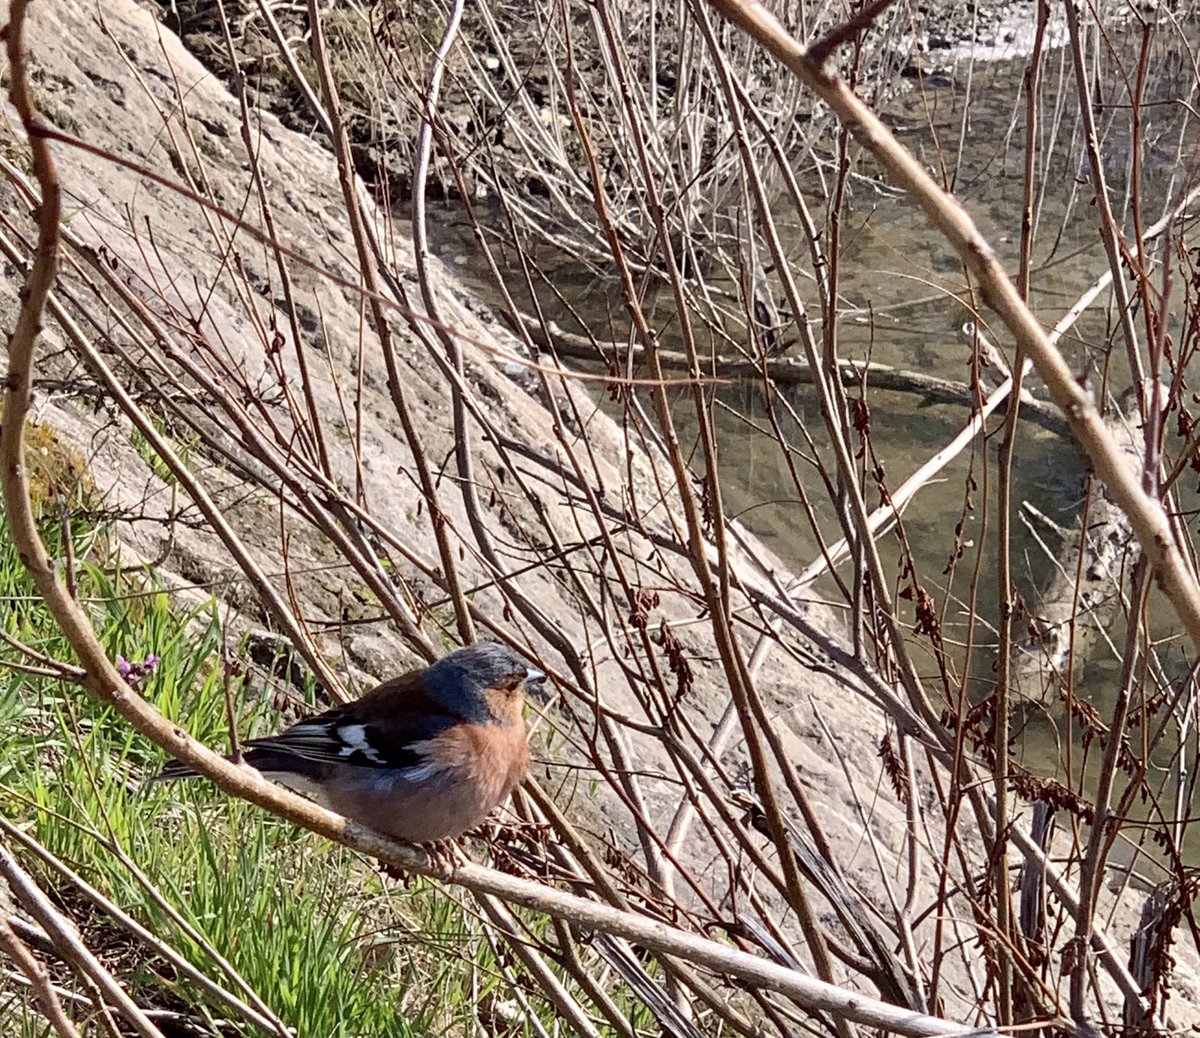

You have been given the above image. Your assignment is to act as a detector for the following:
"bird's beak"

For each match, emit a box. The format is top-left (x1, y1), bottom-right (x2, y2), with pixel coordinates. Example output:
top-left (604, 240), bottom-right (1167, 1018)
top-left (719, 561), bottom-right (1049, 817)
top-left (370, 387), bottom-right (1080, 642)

top-left (525, 666), bottom-right (547, 685)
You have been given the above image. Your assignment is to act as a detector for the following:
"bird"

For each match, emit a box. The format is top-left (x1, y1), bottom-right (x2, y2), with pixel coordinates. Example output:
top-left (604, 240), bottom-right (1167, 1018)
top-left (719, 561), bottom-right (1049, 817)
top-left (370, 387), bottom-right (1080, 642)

top-left (157, 642), bottom-right (544, 844)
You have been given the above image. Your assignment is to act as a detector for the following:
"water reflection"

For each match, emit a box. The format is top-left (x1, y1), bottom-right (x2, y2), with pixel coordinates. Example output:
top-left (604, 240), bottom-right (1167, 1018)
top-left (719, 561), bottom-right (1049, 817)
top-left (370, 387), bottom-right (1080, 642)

top-left (659, 374), bottom-right (1082, 677)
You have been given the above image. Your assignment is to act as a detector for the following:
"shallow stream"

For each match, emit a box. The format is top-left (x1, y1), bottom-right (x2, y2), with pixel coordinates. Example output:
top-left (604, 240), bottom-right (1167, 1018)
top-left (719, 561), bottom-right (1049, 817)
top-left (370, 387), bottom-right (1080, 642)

top-left (429, 18), bottom-right (1199, 803)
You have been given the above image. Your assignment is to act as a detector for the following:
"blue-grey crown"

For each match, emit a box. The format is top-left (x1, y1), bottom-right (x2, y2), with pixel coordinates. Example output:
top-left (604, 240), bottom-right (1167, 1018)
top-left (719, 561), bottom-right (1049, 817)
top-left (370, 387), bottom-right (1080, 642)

top-left (423, 642), bottom-right (544, 719)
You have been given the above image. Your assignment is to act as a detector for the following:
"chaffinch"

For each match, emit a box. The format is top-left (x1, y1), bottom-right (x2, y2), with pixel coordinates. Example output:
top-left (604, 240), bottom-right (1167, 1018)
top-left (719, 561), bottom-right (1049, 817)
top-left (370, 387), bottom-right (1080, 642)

top-left (158, 642), bottom-right (544, 844)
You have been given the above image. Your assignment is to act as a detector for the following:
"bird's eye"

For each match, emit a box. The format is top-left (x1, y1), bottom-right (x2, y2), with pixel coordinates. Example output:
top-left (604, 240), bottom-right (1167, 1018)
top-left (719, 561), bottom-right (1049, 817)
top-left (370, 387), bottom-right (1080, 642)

top-left (500, 666), bottom-right (545, 691)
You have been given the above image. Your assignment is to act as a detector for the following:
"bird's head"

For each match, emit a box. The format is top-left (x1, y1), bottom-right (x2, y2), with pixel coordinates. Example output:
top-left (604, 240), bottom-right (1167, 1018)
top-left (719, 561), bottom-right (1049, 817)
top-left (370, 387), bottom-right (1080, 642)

top-left (423, 642), bottom-right (545, 723)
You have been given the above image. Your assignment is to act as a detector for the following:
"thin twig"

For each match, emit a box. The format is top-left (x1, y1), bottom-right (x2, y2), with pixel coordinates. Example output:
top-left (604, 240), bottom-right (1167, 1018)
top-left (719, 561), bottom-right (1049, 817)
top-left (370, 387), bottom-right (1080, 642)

top-left (703, 0), bottom-right (1200, 652)
top-left (0, 915), bottom-right (83, 1038)
top-left (0, 840), bottom-right (166, 1038)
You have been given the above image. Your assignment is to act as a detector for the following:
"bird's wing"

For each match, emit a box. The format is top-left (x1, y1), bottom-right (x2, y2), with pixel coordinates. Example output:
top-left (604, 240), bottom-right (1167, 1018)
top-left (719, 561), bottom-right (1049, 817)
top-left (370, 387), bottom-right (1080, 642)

top-left (245, 675), bottom-right (459, 770)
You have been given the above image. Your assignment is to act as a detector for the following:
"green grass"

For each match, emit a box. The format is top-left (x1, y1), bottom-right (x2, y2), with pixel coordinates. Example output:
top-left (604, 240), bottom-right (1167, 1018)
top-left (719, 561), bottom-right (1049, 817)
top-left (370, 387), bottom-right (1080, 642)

top-left (0, 511), bottom-right (557, 1037)
top-left (128, 415), bottom-right (200, 486)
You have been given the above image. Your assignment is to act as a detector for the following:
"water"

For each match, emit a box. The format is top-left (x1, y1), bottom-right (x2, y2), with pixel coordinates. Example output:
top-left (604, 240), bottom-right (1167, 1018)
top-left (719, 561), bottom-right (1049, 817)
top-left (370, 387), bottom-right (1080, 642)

top-left (428, 19), bottom-right (1199, 807)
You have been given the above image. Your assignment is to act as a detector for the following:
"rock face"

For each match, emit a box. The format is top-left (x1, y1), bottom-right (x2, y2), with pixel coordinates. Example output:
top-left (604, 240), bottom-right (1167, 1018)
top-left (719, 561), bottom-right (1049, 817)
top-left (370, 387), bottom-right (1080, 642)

top-left (2, 0), bottom-right (1196, 1030)
top-left (4, 0), bottom-right (894, 905)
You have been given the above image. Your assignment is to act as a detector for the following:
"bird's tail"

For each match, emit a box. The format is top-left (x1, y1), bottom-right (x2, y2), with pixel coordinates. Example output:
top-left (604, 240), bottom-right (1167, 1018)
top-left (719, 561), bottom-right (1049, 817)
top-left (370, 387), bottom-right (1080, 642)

top-left (153, 757), bottom-right (221, 781)
top-left (153, 748), bottom-right (322, 785)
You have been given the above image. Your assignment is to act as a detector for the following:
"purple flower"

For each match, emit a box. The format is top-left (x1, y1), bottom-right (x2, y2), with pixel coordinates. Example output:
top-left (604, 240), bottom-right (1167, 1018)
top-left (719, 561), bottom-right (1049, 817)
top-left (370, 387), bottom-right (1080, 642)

top-left (114, 653), bottom-right (160, 684)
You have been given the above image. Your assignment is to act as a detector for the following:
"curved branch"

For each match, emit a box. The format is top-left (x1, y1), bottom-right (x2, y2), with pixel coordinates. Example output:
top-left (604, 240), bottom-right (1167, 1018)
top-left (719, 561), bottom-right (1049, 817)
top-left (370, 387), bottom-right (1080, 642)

top-left (0, 8), bottom-right (1013, 1037)
top-left (0, 10), bottom-right (1027, 1036)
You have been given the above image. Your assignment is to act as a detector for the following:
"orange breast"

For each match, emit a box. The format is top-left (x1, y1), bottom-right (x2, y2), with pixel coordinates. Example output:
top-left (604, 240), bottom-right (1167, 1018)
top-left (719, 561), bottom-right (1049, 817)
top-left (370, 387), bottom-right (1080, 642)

top-left (429, 718), bottom-right (530, 805)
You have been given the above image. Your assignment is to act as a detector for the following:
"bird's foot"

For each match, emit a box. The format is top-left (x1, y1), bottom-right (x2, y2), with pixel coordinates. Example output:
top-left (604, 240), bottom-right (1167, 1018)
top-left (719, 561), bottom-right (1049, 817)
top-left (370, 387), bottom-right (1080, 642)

top-left (376, 839), bottom-right (463, 880)
top-left (424, 837), bottom-right (467, 871)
